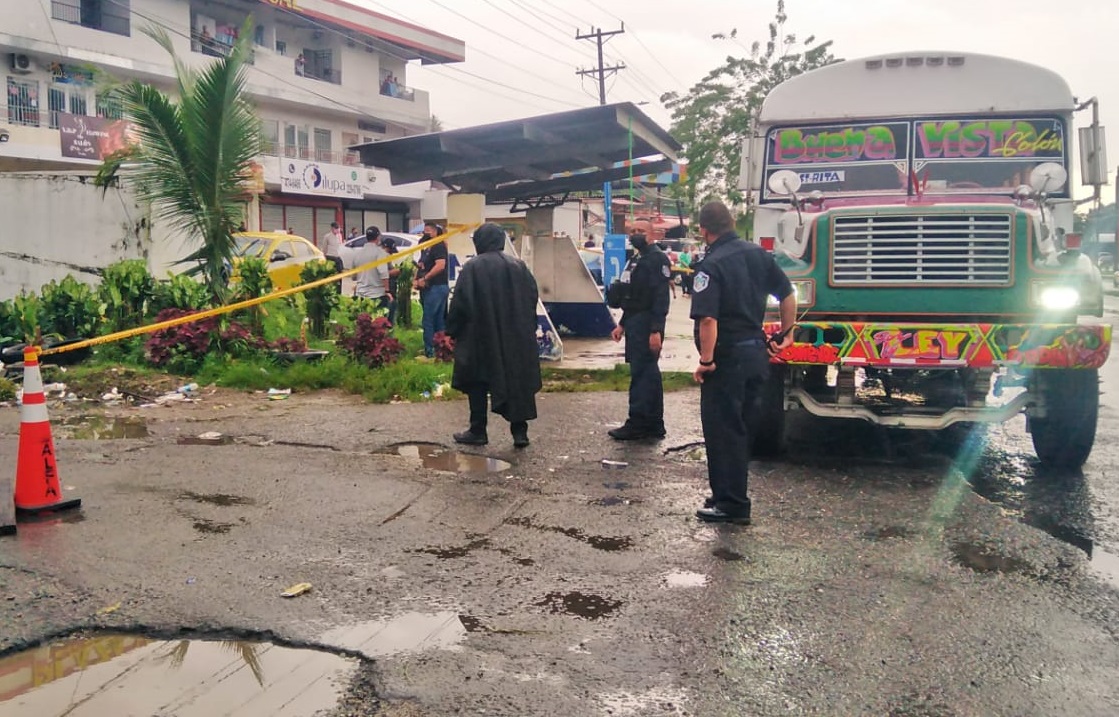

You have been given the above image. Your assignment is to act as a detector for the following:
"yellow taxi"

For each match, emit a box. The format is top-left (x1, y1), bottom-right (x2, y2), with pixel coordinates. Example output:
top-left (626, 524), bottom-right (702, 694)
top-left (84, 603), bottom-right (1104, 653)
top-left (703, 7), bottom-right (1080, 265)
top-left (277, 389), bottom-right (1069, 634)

top-left (231, 232), bottom-right (325, 289)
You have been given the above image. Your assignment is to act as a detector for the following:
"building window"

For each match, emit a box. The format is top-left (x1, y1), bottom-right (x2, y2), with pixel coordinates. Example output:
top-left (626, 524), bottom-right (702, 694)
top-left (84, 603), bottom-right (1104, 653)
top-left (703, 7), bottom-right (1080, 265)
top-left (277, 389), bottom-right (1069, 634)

top-left (96, 91), bottom-right (122, 119)
top-left (7, 77), bottom-right (41, 127)
top-left (284, 124), bottom-right (309, 159)
top-left (261, 119), bottom-right (279, 155)
top-left (302, 50), bottom-right (340, 85)
top-left (51, 0), bottom-right (131, 37)
top-left (342, 131), bottom-right (360, 165)
top-left (314, 128), bottom-right (332, 162)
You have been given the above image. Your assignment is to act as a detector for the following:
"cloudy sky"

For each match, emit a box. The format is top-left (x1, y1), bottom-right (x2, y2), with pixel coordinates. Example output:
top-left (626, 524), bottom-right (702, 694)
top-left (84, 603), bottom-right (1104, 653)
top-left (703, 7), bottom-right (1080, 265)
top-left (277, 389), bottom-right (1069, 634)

top-left (360, 0), bottom-right (1117, 198)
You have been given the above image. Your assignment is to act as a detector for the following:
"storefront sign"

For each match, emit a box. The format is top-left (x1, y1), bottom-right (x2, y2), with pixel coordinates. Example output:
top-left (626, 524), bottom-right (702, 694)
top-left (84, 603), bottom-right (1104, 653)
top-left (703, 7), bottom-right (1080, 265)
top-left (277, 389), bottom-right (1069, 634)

top-left (279, 158), bottom-right (363, 198)
top-left (58, 114), bottom-right (137, 160)
top-left (279, 158), bottom-right (362, 196)
top-left (260, 0), bottom-right (300, 9)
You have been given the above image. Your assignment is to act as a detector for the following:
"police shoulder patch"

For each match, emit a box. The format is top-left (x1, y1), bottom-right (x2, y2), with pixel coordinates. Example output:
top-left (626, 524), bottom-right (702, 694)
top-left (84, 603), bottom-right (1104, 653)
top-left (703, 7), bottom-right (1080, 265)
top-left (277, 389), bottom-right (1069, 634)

top-left (693, 271), bottom-right (710, 292)
top-left (662, 264), bottom-right (671, 278)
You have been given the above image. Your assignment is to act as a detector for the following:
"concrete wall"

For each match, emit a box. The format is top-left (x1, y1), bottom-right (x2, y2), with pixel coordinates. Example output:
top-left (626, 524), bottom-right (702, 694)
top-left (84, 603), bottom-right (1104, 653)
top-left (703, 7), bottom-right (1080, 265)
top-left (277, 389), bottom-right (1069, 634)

top-left (0, 172), bottom-right (189, 300)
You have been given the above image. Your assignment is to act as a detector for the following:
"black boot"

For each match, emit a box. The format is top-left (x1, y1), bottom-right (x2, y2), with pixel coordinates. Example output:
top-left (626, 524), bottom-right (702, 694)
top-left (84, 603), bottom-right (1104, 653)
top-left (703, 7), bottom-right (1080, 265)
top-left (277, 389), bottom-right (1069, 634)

top-left (454, 429), bottom-right (488, 445)
top-left (456, 389), bottom-right (489, 445)
top-left (608, 422), bottom-right (659, 441)
top-left (511, 421), bottom-right (529, 448)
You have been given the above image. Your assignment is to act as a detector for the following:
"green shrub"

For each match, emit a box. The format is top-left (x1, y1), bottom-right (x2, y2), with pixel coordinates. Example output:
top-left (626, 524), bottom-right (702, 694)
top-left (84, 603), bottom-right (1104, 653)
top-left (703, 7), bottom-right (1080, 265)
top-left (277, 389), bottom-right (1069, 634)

top-left (298, 259), bottom-right (340, 339)
top-left (40, 275), bottom-right (101, 339)
top-left (396, 261), bottom-right (415, 328)
top-left (11, 291), bottom-right (41, 343)
top-left (234, 256), bottom-right (272, 335)
top-left (0, 299), bottom-right (19, 344)
top-left (150, 273), bottom-right (210, 314)
top-left (0, 376), bottom-right (16, 401)
top-left (100, 259), bottom-right (155, 331)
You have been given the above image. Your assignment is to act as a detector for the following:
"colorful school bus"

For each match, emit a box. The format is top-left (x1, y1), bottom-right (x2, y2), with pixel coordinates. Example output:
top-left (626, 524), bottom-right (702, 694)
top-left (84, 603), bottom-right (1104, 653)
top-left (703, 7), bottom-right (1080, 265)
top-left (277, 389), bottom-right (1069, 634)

top-left (741, 52), bottom-right (1111, 467)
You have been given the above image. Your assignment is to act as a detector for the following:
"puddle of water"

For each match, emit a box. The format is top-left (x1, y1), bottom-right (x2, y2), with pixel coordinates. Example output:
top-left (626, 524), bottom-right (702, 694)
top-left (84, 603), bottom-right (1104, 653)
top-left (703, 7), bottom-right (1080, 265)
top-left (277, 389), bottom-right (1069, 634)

top-left (178, 491), bottom-right (255, 507)
top-left (663, 570), bottom-right (709, 588)
top-left (597, 687), bottom-right (691, 716)
top-left (0, 633), bottom-right (356, 715)
top-left (536, 591), bottom-right (622, 620)
top-left (18, 511), bottom-right (86, 526)
top-left (506, 516), bottom-right (633, 551)
top-left (396, 443), bottom-right (511, 473)
top-left (951, 541), bottom-right (1033, 575)
top-left (60, 415), bottom-right (148, 440)
top-left (602, 481), bottom-right (631, 490)
top-left (459, 615), bottom-right (487, 633)
top-left (321, 611), bottom-right (467, 658)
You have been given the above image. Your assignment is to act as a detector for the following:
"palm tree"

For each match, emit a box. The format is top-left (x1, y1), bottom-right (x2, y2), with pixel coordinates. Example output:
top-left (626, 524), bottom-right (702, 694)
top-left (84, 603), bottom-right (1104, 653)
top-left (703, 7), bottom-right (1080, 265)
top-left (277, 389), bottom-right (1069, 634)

top-left (96, 21), bottom-right (261, 303)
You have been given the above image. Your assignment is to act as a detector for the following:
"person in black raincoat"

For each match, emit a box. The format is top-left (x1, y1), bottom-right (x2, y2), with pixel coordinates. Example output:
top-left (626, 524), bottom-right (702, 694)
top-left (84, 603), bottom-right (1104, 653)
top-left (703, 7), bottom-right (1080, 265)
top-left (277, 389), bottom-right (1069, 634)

top-left (446, 223), bottom-right (542, 448)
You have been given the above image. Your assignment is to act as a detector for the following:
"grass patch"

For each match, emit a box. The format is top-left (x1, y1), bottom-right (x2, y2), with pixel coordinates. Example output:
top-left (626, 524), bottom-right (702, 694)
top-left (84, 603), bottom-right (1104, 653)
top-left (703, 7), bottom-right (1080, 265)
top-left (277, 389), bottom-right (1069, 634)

top-left (541, 365), bottom-right (694, 392)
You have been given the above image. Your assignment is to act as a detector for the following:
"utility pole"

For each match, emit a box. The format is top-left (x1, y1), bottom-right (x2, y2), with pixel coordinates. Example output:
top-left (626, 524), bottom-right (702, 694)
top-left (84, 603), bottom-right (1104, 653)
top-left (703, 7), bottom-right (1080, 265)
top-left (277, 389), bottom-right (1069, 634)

top-left (576, 25), bottom-right (626, 237)
top-left (576, 24), bottom-right (625, 107)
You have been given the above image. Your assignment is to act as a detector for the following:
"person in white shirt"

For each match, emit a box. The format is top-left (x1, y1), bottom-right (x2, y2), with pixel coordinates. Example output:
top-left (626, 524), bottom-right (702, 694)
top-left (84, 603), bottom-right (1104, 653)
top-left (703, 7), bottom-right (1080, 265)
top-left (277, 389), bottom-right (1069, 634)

top-left (320, 221), bottom-right (344, 273)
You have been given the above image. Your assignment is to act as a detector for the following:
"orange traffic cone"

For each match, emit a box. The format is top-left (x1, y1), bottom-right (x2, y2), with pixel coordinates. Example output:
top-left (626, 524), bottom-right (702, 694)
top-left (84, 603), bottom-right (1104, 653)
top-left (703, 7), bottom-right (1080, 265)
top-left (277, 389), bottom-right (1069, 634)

top-left (14, 346), bottom-right (81, 516)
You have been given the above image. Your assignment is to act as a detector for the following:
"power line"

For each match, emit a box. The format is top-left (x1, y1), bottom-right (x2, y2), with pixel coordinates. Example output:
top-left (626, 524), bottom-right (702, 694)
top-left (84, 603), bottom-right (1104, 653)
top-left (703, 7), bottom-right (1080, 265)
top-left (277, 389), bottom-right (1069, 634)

top-left (361, 0), bottom-right (590, 106)
top-left (575, 0), bottom-right (689, 91)
top-left (576, 25), bottom-right (625, 106)
top-left (420, 0), bottom-right (577, 72)
top-left (503, 0), bottom-right (578, 35)
top-left (478, 0), bottom-right (589, 63)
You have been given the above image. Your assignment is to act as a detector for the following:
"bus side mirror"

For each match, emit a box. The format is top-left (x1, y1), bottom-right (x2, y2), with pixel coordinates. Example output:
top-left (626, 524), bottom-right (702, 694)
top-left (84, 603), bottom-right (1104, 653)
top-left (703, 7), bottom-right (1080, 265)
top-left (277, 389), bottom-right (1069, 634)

top-left (1079, 125), bottom-right (1108, 187)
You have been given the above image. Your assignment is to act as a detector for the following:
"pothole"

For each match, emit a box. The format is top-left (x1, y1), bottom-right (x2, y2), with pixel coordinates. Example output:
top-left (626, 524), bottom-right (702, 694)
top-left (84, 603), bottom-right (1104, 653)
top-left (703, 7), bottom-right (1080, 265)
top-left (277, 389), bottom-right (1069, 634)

top-left (535, 591), bottom-right (622, 620)
top-left (59, 415), bottom-right (149, 440)
top-left (712, 547), bottom-right (745, 562)
top-left (177, 432), bottom-right (234, 446)
top-left (664, 442), bottom-right (707, 462)
top-left (177, 491), bottom-right (255, 507)
top-left (589, 496), bottom-right (642, 506)
top-left (950, 541), bottom-right (1034, 575)
top-left (393, 443), bottom-right (511, 473)
top-left (863, 526), bottom-right (915, 541)
top-left (0, 633), bottom-right (359, 714)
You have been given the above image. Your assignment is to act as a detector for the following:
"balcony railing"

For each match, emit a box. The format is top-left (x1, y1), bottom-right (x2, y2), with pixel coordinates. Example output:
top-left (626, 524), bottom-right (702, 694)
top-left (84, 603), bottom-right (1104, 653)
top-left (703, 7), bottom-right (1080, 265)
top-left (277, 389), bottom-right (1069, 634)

top-left (297, 64), bottom-right (341, 85)
top-left (379, 84), bottom-right (415, 101)
top-left (259, 142), bottom-right (362, 167)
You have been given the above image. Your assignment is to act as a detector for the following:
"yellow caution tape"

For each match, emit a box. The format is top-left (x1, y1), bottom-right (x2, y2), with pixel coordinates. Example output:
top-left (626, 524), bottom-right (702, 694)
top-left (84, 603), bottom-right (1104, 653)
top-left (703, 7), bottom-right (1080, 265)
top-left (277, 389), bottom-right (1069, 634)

top-left (39, 224), bottom-right (479, 356)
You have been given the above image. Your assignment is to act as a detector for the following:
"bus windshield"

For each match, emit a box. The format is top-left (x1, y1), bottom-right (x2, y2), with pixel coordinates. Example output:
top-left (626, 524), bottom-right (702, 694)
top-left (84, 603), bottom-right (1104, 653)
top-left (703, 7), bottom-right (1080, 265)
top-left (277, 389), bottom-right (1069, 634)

top-left (762, 116), bottom-right (1068, 200)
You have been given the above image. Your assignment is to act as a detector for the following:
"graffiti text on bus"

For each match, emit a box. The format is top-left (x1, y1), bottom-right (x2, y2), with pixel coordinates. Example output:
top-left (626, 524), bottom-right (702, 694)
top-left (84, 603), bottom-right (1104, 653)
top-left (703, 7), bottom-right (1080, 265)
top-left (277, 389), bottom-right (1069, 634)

top-left (917, 120), bottom-right (1064, 160)
top-left (773, 125), bottom-right (900, 164)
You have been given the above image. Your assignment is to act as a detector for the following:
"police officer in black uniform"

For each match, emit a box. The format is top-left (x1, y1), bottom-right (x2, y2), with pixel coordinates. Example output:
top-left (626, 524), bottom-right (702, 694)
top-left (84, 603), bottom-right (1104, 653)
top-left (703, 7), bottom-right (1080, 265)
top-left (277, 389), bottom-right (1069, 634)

top-left (608, 231), bottom-right (672, 440)
top-left (690, 201), bottom-right (796, 524)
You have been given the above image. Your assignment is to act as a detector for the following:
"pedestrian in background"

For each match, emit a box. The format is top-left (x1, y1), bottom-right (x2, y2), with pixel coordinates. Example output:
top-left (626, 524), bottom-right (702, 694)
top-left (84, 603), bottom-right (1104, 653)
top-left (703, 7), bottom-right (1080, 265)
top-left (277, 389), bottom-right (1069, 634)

top-left (380, 234), bottom-right (402, 326)
top-left (415, 221), bottom-right (449, 359)
top-left (320, 221), bottom-right (344, 273)
top-left (346, 227), bottom-right (392, 314)
top-left (690, 201), bottom-right (795, 525)
top-left (608, 230), bottom-right (671, 441)
top-left (446, 223), bottom-right (542, 448)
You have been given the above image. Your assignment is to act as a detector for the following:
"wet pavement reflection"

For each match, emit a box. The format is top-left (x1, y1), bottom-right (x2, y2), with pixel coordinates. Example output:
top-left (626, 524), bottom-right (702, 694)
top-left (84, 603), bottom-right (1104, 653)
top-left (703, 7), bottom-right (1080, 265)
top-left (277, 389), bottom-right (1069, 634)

top-left (59, 415), bottom-right (148, 440)
top-left (394, 443), bottom-right (511, 473)
top-left (0, 633), bottom-right (356, 716)
top-left (535, 591), bottom-right (622, 619)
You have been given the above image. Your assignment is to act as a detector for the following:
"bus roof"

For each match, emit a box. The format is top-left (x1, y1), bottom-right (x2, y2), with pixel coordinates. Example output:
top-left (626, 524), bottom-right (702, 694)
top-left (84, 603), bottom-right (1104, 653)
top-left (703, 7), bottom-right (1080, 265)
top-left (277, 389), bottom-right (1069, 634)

top-left (758, 52), bottom-right (1075, 125)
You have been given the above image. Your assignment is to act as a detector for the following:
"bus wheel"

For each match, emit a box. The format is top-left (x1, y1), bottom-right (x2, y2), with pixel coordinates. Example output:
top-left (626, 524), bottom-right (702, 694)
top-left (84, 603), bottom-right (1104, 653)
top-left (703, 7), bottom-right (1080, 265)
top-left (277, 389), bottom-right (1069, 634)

top-left (751, 365), bottom-right (787, 458)
top-left (1029, 369), bottom-right (1099, 469)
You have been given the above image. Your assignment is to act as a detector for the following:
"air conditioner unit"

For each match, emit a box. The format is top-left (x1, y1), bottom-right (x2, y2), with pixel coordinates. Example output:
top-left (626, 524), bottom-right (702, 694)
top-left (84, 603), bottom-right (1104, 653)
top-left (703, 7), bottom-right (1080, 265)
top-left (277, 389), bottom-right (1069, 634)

top-left (9, 53), bottom-right (32, 74)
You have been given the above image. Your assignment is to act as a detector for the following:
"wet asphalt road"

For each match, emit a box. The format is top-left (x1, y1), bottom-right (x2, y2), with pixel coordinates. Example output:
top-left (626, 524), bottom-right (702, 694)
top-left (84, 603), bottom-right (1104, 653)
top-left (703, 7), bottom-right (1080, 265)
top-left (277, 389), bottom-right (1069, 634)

top-left (2, 300), bottom-right (1119, 715)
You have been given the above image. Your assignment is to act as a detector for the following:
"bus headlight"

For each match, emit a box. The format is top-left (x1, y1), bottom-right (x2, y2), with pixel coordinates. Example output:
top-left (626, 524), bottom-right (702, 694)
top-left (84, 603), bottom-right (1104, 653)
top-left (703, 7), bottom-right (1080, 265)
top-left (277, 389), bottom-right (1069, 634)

top-left (1030, 283), bottom-right (1080, 311)
top-left (768, 279), bottom-right (814, 307)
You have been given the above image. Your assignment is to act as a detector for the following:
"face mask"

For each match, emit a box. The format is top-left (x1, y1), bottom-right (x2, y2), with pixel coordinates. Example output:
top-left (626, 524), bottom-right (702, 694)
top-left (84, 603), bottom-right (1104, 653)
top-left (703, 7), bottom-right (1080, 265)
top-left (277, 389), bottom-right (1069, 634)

top-left (630, 236), bottom-right (647, 251)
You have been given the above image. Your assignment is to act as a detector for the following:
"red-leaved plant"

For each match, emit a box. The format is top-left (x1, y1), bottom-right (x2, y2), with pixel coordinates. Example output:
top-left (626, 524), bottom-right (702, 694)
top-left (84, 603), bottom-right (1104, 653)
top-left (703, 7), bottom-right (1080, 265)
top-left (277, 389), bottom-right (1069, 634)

top-left (145, 308), bottom-right (265, 373)
top-left (336, 314), bottom-right (404, 368)
top-left (270, 336), bottom-right (309, 352)
top-left (432, 331), bottom-right (455, 363)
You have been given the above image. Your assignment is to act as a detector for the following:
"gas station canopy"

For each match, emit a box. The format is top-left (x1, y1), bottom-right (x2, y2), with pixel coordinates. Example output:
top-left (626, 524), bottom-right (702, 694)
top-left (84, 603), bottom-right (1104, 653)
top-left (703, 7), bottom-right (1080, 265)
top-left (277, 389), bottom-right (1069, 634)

top-left (352, 102), bottom-right (681, 201)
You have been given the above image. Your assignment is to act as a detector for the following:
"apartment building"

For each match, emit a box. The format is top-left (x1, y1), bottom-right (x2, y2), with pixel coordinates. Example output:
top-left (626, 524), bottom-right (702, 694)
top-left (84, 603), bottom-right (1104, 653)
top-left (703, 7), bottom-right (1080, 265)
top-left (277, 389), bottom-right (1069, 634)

top-left (0, 0), bottom-right (465, 243)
